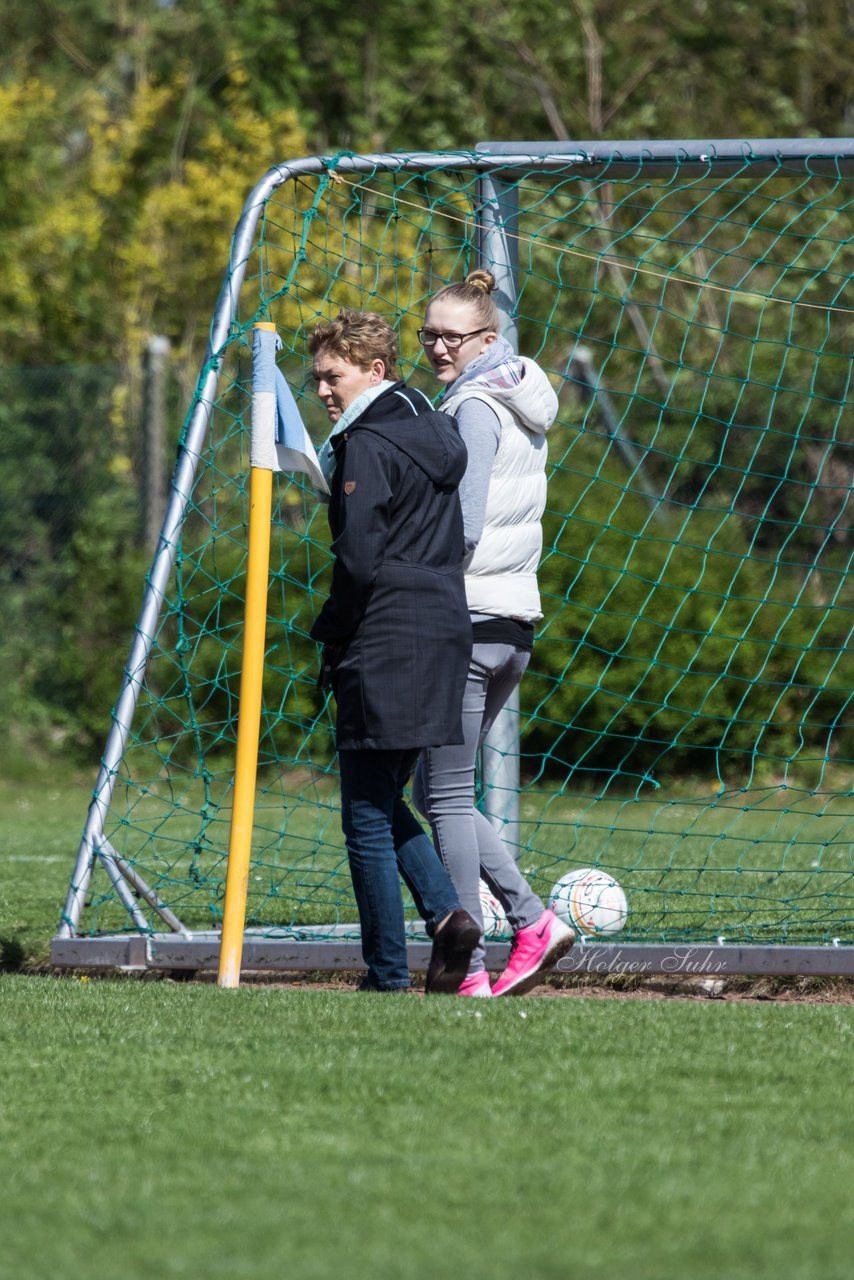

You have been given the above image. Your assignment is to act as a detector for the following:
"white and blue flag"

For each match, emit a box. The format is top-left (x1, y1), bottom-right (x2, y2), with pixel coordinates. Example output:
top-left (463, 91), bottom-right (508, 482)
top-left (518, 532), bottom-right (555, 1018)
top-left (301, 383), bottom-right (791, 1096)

top-left (251, 325), bottom-right (329, 494)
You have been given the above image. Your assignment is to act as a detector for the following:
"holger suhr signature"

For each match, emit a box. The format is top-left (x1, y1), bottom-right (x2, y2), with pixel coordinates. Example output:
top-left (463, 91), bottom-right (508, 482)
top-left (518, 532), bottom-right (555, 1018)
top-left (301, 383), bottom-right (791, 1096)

top-left (557, 945), bottom-right (728, 975)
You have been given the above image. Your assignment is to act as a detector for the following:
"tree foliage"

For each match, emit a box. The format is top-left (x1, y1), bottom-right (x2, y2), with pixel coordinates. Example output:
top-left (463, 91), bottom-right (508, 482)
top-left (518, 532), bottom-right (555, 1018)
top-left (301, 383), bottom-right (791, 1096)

top-left (3, 0), bottom-right (852, 366)
top-left (2, 0), bottom-right (853, 761)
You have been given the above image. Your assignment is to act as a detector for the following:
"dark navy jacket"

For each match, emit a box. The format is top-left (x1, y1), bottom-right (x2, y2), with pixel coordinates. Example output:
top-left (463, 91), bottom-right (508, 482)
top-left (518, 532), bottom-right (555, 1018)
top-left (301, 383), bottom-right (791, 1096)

top-left (311, 381), bottom-right (471, 751)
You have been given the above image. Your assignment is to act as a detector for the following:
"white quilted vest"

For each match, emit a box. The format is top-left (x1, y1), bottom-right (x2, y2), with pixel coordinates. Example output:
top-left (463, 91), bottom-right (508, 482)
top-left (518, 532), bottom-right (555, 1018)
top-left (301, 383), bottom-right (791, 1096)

top-left (441, 385), bottom-right (548, 621)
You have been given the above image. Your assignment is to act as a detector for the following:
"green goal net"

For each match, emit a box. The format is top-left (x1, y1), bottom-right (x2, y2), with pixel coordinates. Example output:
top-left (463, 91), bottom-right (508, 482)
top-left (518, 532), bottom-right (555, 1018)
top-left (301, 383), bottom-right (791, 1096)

top-left (57, 143), bottom-right (854, 959)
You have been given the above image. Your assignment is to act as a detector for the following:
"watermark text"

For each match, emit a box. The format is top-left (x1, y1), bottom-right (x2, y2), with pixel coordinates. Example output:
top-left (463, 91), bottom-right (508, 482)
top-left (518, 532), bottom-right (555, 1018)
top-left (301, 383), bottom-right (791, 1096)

top-left (557, 945), bottom-right (729, 976)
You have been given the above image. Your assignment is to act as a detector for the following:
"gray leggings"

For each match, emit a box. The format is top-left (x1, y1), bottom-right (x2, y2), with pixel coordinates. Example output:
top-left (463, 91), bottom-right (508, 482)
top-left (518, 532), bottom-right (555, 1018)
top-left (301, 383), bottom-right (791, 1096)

top-left (412, 642), bottom-right (543, 972)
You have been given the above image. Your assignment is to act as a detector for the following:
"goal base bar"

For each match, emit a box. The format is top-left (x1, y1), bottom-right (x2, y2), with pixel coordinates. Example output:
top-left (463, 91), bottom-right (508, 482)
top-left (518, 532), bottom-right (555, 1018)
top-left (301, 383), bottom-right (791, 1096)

top-left (50, 931), bottom-right (854, 977)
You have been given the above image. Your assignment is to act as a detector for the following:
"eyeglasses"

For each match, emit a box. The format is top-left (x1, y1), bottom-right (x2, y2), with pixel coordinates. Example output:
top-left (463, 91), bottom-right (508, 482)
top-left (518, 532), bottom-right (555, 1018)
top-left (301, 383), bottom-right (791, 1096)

top-left (417, 327), bottom-right (489, 350)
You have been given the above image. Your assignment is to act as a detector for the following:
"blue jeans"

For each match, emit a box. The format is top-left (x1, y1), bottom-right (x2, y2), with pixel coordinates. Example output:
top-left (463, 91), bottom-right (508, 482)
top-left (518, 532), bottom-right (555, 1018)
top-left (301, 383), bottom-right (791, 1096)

top-left (338, 748), bottom-right (462, 990)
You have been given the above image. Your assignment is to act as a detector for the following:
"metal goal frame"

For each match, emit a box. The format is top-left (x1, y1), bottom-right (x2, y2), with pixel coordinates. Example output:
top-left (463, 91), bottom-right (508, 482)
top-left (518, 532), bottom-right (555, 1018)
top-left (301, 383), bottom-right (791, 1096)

top-left (53, 139), bottom-right (854, 978)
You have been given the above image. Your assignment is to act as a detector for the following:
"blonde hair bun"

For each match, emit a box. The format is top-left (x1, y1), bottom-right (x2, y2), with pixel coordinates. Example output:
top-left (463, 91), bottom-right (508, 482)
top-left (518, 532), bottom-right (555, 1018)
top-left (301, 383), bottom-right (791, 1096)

top-left (464, 269), bottom-right (497, 295)
top-left (428, 270), bottom-right (501, 331)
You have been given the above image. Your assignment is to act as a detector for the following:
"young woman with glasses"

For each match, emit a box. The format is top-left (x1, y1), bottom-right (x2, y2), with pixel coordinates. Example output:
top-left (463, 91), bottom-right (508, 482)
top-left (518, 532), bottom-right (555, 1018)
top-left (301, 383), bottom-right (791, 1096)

top-left (412, 271), bottom-right (576, 996)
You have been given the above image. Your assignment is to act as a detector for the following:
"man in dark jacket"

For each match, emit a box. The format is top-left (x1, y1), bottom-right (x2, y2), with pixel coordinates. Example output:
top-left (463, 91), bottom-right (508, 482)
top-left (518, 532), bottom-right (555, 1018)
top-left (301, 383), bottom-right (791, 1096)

top-left (309, 311), bottom-right (479, 993)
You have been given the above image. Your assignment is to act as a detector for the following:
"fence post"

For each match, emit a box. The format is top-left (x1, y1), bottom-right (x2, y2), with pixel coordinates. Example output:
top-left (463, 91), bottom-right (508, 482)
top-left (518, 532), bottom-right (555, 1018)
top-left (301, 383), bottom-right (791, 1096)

top-left (142, 335), bottom-right (171, 554)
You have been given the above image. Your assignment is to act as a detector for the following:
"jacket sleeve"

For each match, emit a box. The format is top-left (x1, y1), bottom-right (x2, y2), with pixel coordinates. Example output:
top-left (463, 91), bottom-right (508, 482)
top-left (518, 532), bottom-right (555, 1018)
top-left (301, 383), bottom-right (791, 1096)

top-left (454, 397), bottom-right (501, 554)
top-left (310, 435), bottom-right (393, 646)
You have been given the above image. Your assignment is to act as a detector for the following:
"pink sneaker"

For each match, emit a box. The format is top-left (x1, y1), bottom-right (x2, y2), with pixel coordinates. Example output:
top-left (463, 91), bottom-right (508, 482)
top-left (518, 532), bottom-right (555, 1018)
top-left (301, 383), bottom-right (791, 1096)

top-left (458, 971), bottom-right (494, 998)
top-left (491, 909), bottom-right (576, 997)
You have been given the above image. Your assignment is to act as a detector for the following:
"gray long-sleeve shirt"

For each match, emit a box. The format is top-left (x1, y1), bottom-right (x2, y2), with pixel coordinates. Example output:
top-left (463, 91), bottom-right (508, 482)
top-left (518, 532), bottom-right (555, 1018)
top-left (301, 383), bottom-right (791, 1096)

top-left (455, 396), bottom-right (501, 555)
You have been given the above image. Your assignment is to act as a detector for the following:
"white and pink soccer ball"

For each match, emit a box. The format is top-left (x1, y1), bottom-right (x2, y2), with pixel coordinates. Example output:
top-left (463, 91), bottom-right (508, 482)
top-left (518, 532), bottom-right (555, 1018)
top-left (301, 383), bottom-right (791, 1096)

top-left (549, 868), bottom-right (628, 936)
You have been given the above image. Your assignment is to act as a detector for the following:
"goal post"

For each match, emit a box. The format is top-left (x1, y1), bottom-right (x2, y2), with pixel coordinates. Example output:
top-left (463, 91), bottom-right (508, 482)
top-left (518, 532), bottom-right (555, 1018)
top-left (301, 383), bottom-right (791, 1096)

top-left (475, 168), bottom-right (522, 851)
top-left (53, 140), bottom-right (854, 979)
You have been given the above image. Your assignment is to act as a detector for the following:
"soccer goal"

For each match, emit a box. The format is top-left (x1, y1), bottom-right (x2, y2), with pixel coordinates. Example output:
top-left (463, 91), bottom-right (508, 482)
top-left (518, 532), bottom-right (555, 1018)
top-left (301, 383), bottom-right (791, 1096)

top-left (53, 140), bottom-right (854, 980)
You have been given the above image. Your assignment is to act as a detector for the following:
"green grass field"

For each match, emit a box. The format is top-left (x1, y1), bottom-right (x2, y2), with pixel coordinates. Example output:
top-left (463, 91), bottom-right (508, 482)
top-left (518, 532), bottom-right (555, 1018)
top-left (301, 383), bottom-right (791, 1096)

top-left (1, 976), bottom-right (852, 1280)
top-left (2, 774), bottom-right (853, 1279)
top-left (0, 772), bottom-right (90, 966)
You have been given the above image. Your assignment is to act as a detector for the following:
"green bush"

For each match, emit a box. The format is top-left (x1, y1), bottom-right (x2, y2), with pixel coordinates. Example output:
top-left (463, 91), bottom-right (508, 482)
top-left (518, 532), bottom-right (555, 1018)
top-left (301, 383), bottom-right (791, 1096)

top-left (524, 425), bottom-right (854, 784)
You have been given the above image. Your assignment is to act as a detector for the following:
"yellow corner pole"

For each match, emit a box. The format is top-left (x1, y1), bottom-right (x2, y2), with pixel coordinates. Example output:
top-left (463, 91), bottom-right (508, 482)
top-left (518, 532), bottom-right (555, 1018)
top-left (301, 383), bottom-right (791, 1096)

top-left (218, 322), bottom-right (277, 988)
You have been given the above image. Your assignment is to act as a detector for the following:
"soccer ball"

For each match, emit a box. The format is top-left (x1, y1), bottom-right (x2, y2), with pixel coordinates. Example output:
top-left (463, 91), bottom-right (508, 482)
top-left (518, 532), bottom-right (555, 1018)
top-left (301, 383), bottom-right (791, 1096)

top-left (479, 879), bottom-right (512, 940)
top-left (549, 868), bottom-right (628, 936)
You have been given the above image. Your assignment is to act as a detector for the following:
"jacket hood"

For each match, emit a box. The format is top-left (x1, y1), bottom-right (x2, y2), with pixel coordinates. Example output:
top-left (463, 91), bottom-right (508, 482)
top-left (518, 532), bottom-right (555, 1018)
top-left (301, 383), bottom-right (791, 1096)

top-left (442, 336), bottom-right (558, 436)
top-left (346, 381), bottom-right (467, 489)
